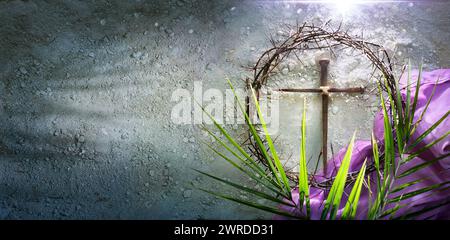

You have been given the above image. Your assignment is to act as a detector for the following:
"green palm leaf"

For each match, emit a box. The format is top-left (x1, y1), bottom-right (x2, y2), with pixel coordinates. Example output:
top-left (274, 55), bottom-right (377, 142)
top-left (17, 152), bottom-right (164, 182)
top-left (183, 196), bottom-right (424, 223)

top-left (371, 133), bottom-right (381, 193)
top-left (201, 140), bottom-right (289, 198)
top-left (402, 130), bottom-right (450, 164)
top-left (406, 110), bottom-right (450, 152)
top-left (342, 160), bottom-right (367, 220)
top-left (227, 79), bottom-right (285, 191)
top-left (198, 187), bottom-right (303, 219)
top-left (390, 178), bottom-right (426, 194)
top-left (394, 199), bottom-right (450, 220)
top-left (194, 169), bottom-right (296, 208)
top-left (387, 181), bottom-right (450, 203)
top-left (250, 86), bottom-right (292, 195)
top-left (298, 99), bottom-right (310, 218)
top-left (380, 86), bottom-right (395, 177)
top-left (321, 132), bottom-right (356, 220)
top-left (200, 104), bottom-right (268, 179)
top-left (397, 153), bottom-right (450, 179)
top-left (409, 64), bottom-right (422, 132)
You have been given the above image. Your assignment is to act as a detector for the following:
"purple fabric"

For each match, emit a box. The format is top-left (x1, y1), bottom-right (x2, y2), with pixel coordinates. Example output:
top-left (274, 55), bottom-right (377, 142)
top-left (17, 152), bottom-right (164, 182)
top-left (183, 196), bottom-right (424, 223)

top-left (275, 69), bottom-right (450, 220)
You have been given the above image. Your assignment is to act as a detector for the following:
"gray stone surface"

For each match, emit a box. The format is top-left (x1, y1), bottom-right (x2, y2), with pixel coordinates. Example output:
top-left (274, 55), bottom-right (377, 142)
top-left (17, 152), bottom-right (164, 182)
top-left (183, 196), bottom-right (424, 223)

top-left (0, 0), bottom-right (448, 219)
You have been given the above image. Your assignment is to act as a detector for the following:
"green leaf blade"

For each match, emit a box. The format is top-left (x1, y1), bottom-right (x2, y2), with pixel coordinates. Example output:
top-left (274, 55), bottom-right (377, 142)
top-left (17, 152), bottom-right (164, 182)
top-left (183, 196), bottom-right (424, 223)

top-left (250, 86), bottom-right (292, 195)
top-left (342, 160), bottom-right (367, 220)
top-left (321, 132), bottom-right (356, 220)
top-left (298, 99), bottom-right (310, 218)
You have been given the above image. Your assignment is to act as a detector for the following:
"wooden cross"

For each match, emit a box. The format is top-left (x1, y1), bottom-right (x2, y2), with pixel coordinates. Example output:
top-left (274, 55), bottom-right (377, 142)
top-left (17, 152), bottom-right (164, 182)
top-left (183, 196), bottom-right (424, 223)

top-left (275, 58), bottom-right (365, 174)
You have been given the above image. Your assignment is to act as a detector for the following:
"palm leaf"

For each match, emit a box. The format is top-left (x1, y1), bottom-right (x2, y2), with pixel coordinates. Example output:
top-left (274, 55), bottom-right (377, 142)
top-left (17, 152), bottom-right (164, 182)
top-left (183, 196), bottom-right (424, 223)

top-left (380, 87), bottom-right (395, 177)
top-left (200, 125), bottom-right (281, 189)
top-left (320, 132), bottom-right (356, 220)
top-left (198, 187), bottom-right (303, 219)
top-left (409, 64), bottom-right (422, 131)
top-left (371, 132), bottom-right (381, 193)
top-left (379, 204), bottom-right (403, 219)
top-left (394, 199), bottom-right (450, 220)
top-left (410, 75), bottom-right (441, 136)
top-left (341, 160), bottom-right (367, 220)
top-left (200, 105), bottom-right (268, 178)
top-left (397, 153), bottom-right (450, 179)
top-left (387, 181), bottom-right (450, 203)
top-left (298, 99), bottom-right (310, 218)
top-left (405, 61), bottom-right (412, 134)
top-left (390, 178), bottom-right (426, 194)
top-left (406, 110), bottom-right (450, 152)
top-left (392, 74), bottom-right (405, 152)
top-left (201, 140), bottom-right (289, 198)
top-left (227, 79), bottom-right (285, 191)
top-left (194, 169), bottom-right (296, 208)
top-left (402, 130), bottom-right (450, 164)
top-left (250, 86), bottom-right (292, 195)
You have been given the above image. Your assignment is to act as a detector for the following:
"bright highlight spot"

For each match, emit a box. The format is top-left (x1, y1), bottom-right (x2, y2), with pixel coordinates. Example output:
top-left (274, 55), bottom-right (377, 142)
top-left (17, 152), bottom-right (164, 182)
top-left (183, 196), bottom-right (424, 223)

top-left (333, 0), bottom-right (358, 15)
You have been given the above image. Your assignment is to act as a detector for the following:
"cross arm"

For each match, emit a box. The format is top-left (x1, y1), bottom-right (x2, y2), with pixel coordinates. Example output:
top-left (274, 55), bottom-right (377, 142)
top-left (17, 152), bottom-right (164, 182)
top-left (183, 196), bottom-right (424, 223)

top-left (275, 87), bottom-right (364, 94)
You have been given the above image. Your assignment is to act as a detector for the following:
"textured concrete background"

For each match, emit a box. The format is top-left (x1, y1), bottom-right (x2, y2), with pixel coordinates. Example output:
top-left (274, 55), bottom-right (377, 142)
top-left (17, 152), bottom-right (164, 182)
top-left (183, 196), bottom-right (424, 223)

top-left (0, 0), bottom-right (448, 219)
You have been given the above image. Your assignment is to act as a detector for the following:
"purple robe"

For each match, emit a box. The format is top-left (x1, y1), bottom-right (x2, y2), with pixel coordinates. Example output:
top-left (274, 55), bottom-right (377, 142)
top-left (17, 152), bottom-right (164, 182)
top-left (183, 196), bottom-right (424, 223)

top-left (275, 69), bottom-right (450, 220)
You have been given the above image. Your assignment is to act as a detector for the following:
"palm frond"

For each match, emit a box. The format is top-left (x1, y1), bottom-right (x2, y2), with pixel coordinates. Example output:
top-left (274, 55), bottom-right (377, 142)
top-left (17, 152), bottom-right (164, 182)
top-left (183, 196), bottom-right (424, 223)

top-left (227, 79), bottom-right (285, 192)
top-left (197, 61), bottom-right (449, 220)
top-left (402, 130), bottom-right (450, 165)
top-left (298, 99), bottom-right (310, 218)
top-left (250, 86), bottom-right (292, 195)
top-left (393, 199), bottom-right (450, 220)
top-left (194, 169), bottom-right (296, 208)
top-left (321, 132), bottom-right (356, 220)
top-left (342, 160), bottom-right (367, 220)
top-left (387, 181), bottom-right (450, 204)
top-left (201, 139), bottom-right (288, 198)
top-left (397, 153), bottom-right (450, 179)
top-left (406, 110), bottom-right (450, 152)
top-left (198, 187), bottom-right (303, 219)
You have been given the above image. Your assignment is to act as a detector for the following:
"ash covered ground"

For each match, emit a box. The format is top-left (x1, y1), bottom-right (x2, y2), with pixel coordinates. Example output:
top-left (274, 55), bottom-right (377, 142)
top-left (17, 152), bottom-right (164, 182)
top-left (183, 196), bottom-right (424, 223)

top-left (0, 0), bottom-right (448, 219)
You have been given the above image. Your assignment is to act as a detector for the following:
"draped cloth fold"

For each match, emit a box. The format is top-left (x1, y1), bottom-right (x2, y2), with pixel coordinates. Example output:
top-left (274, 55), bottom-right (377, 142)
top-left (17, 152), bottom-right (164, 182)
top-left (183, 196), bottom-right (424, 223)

top-left (275, 69), bottom-right (450, 220)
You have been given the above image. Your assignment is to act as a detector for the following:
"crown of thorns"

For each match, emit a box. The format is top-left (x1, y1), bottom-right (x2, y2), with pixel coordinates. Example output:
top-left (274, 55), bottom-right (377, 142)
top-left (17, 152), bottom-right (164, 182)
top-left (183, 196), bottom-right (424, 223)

top-left (243, 22), bottom-right (401, 189)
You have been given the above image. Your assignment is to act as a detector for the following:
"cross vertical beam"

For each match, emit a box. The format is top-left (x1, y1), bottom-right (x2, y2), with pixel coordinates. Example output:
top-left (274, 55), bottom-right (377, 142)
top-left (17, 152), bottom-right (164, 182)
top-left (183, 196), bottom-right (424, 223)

top-left (273, 59), bottom-right (365, 175)
top-left (319, 59), bottom-right (330, 175)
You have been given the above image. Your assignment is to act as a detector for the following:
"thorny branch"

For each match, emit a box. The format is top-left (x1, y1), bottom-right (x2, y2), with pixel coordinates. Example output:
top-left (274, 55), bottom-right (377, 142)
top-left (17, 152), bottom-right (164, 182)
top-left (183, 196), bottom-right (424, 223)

top-left (244, 22), bottom-right (400, 190)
